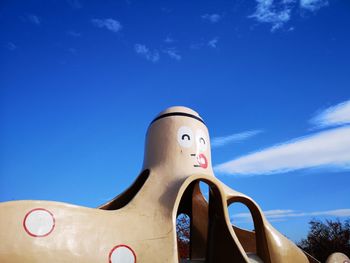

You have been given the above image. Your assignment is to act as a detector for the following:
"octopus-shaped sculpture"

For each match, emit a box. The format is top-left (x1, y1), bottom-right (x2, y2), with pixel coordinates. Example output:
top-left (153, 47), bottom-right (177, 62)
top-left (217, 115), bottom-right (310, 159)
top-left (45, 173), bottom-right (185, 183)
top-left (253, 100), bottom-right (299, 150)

top-left (0, 106), bottom-right (348, 263)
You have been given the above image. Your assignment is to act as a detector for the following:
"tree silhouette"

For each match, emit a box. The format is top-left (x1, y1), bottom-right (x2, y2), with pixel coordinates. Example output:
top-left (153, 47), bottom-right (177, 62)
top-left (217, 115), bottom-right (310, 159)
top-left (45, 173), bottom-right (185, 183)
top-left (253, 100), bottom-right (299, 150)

top-left (298, 219), bottom-right (350, 262)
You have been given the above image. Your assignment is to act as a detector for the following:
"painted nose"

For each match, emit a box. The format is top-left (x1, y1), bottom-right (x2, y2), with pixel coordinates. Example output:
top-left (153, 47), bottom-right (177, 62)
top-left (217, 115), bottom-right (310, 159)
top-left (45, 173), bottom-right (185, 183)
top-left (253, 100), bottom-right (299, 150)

top-left (197, 153), bottom-right (208, 169)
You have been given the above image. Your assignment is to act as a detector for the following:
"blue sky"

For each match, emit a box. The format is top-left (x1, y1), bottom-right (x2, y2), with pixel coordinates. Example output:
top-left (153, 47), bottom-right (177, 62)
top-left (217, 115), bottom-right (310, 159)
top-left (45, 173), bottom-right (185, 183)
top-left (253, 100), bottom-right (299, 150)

top-left (1, 0), bottom-right (349, 242)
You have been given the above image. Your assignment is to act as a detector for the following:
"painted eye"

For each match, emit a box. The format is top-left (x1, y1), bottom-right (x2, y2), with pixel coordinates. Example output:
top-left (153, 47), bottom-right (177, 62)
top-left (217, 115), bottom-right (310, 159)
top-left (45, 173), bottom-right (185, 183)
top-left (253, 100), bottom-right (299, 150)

top-left (196, 129), bottom-right (208, 152)
top-left (177, 126), bottom-right (194, 148)
top-left (182, 134), bottom-right (191, 141)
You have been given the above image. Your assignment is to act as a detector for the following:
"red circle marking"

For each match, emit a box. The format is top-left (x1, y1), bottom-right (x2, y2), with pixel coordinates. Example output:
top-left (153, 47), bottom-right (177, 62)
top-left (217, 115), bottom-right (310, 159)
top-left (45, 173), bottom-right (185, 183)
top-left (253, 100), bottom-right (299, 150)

top-left (23, 208), bottom-right (55, 237)
top-left (197, 154), bottom-right (208, 169)
top-left (109, 244), bottom-right (137, 263)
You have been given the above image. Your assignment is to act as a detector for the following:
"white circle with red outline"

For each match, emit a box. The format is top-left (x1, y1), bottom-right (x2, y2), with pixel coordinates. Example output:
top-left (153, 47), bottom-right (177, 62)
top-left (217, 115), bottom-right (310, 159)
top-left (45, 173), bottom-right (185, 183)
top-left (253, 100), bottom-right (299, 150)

top-left (23, 208), bottom-right (55, 237)
top-left (109, 245), bottom-right (136, 263)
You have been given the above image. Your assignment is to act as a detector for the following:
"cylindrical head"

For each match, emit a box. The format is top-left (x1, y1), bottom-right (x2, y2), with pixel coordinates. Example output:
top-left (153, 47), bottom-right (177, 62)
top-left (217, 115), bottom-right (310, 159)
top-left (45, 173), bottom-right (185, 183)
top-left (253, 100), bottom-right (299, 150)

top-left (143, 106), bottom-right (213, 177)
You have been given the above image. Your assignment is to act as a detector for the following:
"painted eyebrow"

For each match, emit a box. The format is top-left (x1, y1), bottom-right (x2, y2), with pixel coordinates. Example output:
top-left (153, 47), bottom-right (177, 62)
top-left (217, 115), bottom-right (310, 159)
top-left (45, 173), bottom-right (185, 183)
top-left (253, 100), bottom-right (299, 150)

top-left (150, 112), bottom-right (205, 125)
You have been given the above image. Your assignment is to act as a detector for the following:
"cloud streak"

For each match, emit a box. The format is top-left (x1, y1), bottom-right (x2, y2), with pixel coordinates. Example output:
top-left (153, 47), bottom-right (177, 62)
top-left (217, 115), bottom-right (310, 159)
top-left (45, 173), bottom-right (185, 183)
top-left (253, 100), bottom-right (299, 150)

top-left (208, 37), bottom-right (219, 48)
top-left (215, 99), bottom-right (350, 176)
top-left (232, 209), bottom-right (350, 222)
top-left (249, 0), bottom-right (329, 31)
top-left (134, 44), bottom-right (160, 63)
top-left (201, 14), bottom-right (222, 23)
top-left (215, 125), bottom-right (350, 175)
top-left (212, 130), bottom-right (262, 148)
top-left (164, 36), bottom-right (174, 43)
top-left (91, 18), bottom-right (122, 33)
top-left (300, 0), bottom-right (328, 11)
top-left (66, 0), bottom-right (82, 9)
top-left (67, 31), bottom-right (82, 37)
top-left (163, 48), bottom-right (181, 61)
top-left (249, 0), bottom-right (293, 31)
top-left (5, 42), bottom-right (17, 51)
top-left (311, 99), bottom-right (350, 128)
top-left (27, 14), bottom-right (41, 25)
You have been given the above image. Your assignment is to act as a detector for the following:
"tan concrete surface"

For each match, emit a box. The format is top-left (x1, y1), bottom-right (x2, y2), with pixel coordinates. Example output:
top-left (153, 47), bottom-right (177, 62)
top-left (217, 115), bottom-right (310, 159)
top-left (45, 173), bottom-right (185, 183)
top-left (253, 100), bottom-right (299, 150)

top-left (0, 106), bottom-right (344, 262)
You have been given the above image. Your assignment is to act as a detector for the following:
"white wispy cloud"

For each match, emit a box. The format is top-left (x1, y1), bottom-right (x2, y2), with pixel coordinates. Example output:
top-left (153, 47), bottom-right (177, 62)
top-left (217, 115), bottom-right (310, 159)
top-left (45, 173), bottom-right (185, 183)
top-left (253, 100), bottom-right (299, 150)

top-left (232, 209), bottom-right (350, 222)
top-left (208, 37), bottom-right (219, 48)
top-left (201, 13), bottom-right (222, 23)
top-left (68, 47), bottom-right (77, 54)
top-left (5, 42), bottom-right (17, 51)
top-left (134, 44), bottom-right (160, 63)
top-left (66, 0), bottom-right (82, 9)
top-left (249, 0), bottom-right (329, 31)
top-left (190, 42), bottom-right (205, 50)
top-left (249, 0), bottom-right (293, 32)
top-left (164, 36), bottom-right (174, 43)
top-left (311, 99), bottom-right (350, 129)
top-left (27, 14), bottom-right (41, 25)
top-left (67, 31), bottom-right (82, 37)
top-left (163, 48), bottom-right (181, 61)
top-left (161, 7), bottom-right (172, 13)
top-left (212, 130), bottom-right (262, 148)
top-left (215, 125), bottom-right (350, 175)
top-left (91, 18), bottom-right (122, 33)
top-left (300, 0), bottom-right (328, 11)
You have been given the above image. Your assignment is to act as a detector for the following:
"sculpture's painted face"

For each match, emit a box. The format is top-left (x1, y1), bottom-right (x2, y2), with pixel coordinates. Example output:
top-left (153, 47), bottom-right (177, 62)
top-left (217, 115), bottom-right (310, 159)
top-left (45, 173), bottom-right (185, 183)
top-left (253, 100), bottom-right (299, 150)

top-left (177, 125), bottom-right (209, 169)
top-left (143, 106), bottom-right (213, 176)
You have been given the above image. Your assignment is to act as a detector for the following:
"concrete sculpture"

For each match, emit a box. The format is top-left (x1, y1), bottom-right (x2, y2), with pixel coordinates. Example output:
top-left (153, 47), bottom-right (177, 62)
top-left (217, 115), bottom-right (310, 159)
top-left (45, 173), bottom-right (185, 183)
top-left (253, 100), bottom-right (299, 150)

top-left (0, 106), bottom-right (348, 263)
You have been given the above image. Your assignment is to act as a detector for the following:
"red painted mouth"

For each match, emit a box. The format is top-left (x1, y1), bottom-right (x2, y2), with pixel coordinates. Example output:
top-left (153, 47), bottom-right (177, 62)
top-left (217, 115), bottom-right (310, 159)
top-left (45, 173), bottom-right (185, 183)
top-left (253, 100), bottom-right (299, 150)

top-left (197, 154), bottom-right (208, 169)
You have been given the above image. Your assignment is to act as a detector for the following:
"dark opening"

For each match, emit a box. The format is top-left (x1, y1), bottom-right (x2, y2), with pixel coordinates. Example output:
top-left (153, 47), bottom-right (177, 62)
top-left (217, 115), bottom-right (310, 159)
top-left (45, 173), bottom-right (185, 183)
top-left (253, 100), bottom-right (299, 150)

top-left (98, 169), bottom-right (150, 210)
top-left (228, 198), bottom-right (271, 263)
top-left (176, 181), bottom-right (208, 262)
top-left (176, 213), bottom-right (191, 259)
top-left (176, 180), bottom-right (247, 263)
top-left (229, 202), bottom-right (256, 253)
